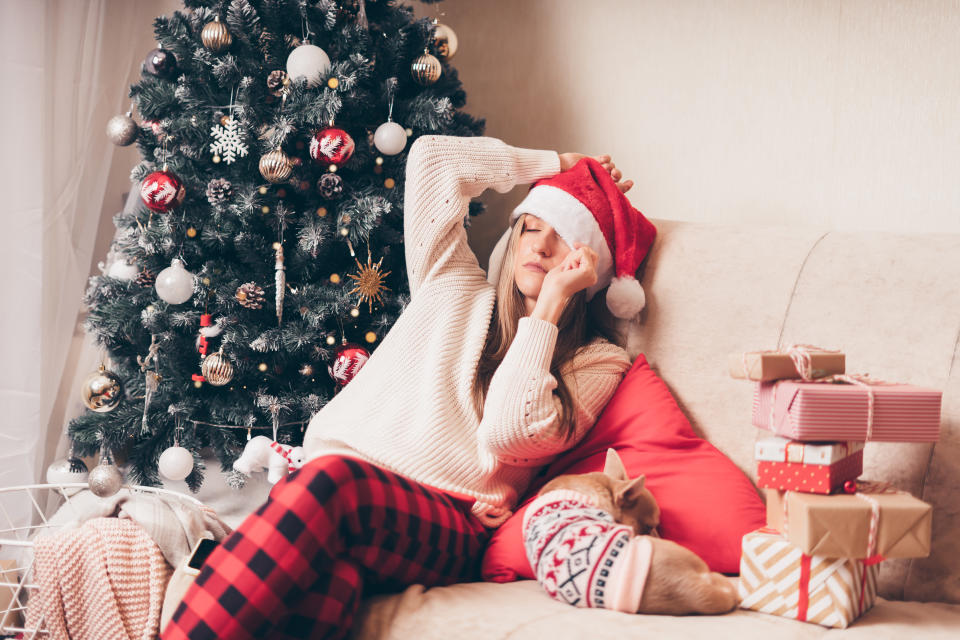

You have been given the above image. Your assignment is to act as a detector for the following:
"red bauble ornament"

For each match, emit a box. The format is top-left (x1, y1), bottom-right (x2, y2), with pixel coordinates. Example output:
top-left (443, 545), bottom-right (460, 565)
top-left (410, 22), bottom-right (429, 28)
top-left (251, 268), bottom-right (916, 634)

top-left (140, 170), bottom-right (185, 212)
top-left (309, 127), bottom-right (355, 166)
top-left (328, 342), bottom-right (370, 386)
top-left (843, 480), bottom-right (858, 494)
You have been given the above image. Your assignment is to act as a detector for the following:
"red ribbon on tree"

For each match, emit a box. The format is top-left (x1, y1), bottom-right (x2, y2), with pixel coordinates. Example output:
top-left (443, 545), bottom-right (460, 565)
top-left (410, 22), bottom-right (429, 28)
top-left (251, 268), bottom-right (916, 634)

top-left (192, 313), bottom-right (213, 383)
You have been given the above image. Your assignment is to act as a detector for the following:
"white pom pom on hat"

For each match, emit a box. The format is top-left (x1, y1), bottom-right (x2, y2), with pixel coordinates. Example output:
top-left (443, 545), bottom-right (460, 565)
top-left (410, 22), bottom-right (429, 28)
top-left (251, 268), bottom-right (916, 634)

top-left (501, 157), bottom-right (657, 319)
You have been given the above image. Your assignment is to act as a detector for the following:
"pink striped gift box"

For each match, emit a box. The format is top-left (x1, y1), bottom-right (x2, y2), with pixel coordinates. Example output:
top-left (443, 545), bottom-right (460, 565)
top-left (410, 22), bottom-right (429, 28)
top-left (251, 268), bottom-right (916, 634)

top-left (752, 380), bottom-right (941, 442)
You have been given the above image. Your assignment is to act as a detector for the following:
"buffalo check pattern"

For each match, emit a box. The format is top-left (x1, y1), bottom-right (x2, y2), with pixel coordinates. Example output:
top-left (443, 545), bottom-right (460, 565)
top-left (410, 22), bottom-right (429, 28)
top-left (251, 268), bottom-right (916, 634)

top-left (161, 455), bottom-right (488, 639)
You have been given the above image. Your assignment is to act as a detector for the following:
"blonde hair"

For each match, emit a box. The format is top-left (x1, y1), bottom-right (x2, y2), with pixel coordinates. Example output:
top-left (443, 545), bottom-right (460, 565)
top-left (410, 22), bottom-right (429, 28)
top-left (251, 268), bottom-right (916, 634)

top-left (472, 215), bottom-right (621, 440)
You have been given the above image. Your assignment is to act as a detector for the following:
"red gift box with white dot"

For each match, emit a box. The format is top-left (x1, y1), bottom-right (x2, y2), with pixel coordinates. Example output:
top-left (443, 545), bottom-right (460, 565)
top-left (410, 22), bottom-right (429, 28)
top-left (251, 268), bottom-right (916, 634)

top-left (755, 437), bottom-right (864, 494)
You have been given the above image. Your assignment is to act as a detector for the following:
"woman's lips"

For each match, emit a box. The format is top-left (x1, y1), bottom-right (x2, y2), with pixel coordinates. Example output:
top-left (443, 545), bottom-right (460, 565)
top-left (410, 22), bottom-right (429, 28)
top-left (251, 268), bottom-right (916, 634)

top-left (524, 262), bottom-right (546, 273)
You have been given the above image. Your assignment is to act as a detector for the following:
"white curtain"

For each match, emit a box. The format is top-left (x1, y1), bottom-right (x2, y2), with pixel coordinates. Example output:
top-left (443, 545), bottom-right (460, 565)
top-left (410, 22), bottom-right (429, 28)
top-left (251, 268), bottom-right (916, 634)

top-left (0, 0), bottom-right (170, 543)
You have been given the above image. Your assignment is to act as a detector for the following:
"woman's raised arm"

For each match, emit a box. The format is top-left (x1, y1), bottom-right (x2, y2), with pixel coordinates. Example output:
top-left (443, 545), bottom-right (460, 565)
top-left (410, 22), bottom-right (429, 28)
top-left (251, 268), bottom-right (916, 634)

top-left (402, 135), bottom-right (559, 297)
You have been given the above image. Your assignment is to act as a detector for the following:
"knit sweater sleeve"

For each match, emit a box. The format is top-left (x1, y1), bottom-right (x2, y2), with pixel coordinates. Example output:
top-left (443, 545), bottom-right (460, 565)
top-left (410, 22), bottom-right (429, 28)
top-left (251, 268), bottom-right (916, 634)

top-left (477, 317), bottom-right (632, 466)
top-left (403, 135), bottom-right (560, 297)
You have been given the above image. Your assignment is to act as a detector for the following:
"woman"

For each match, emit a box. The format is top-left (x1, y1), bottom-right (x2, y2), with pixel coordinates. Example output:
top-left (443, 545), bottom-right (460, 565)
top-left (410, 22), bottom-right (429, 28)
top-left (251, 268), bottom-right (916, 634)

top-left (162, 135), bottom-right (653, 639)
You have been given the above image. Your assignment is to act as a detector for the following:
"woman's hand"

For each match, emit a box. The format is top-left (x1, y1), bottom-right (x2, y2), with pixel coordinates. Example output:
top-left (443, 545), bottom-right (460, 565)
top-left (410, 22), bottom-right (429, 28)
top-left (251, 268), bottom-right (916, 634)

top-left (558, 152), bottom-right (634, 194)
top-left (543, 242), bottom-right (599, 300)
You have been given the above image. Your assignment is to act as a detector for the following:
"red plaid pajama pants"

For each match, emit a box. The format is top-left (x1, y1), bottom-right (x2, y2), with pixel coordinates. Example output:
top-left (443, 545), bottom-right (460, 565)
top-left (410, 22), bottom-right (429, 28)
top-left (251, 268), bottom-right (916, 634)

top-left (161, 455), bottom-right (489, 639)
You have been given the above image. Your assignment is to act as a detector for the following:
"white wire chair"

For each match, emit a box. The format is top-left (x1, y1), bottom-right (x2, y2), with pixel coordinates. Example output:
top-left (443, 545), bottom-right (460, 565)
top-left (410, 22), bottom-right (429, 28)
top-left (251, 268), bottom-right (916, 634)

top-left (0, 483), bottom-right (203, 639)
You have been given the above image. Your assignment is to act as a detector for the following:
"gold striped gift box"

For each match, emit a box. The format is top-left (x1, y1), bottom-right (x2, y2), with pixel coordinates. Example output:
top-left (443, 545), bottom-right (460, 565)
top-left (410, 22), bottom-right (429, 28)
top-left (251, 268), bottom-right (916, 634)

top-left (739, 528), bottom-right (879, 628)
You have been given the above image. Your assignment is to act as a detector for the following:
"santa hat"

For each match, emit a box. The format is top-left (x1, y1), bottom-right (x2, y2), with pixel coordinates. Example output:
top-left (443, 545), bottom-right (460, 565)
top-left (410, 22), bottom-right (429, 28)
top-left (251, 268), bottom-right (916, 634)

top-left (488, 157), bottom-right (657, 319)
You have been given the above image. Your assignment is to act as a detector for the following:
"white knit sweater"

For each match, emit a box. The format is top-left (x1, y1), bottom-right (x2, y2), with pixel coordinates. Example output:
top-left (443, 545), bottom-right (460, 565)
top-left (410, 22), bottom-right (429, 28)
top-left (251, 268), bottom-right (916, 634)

top-left (302, 135), bottom-right (632, 527)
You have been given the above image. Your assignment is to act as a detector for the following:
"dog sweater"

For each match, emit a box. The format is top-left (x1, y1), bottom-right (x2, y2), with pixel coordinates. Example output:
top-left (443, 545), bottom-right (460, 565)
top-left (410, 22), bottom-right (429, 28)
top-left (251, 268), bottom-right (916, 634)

top-left (523, 489), bottom-right (653, 612)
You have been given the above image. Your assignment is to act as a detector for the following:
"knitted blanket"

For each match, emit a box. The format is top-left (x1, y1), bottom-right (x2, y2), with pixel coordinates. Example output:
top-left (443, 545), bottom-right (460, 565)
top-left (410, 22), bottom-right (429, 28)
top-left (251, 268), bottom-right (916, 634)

top-left (25, 517), bottom-right (171, 640)
top-left (522, 489), bottom-right (652, 613)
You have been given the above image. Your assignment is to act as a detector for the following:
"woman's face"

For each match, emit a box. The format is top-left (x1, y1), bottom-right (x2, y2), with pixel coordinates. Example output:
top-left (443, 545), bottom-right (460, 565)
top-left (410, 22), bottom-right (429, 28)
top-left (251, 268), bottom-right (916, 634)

top-left (513, 214), bottom-right (572, 313)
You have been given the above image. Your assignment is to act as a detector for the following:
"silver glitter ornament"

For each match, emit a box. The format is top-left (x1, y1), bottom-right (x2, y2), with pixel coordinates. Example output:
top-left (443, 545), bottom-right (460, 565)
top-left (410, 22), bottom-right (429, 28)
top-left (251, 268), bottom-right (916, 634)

top-left (88, 458), bottom-right (124, 497)
top-left (106, 111), bottom-right (138, 146)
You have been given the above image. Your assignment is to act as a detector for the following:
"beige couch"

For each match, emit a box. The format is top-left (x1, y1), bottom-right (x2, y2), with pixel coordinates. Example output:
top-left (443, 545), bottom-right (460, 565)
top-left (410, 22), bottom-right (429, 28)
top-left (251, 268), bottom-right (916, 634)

top-left (184, 219), bottom-right (960, 637)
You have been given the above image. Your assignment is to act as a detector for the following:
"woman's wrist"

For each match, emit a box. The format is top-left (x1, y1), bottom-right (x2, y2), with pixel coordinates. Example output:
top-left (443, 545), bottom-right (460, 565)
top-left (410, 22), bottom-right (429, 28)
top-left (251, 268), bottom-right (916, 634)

top-left (530, 293), bottom-right (569, 325)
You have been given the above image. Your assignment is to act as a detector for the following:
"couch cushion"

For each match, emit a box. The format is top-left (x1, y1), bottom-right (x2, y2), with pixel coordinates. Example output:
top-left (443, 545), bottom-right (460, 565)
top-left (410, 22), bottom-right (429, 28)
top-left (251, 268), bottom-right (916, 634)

top-left (352, 579), bottom-right (960, 640)
top-left (481, 355), bottom-right (765, 581)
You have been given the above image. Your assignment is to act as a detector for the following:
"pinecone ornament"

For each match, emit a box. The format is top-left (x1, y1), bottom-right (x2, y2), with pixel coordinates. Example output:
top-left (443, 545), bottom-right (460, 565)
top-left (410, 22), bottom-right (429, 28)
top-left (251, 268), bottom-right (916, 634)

top-left (317, 172), bottom-right (344, 200)
top-left (266, 70), bottom-right (289, 97)
top-left (235, 282), bottom-right (266, 309)
top-left (206, 178), bottom-right (233, 206)
top-left (135, 269), bottom-right (156, 288)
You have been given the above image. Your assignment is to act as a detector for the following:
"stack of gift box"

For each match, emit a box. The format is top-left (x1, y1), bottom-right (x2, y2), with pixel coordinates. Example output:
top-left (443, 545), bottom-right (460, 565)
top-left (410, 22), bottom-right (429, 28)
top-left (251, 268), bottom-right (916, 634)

top-left (728, 347), bottom-right (941, 629)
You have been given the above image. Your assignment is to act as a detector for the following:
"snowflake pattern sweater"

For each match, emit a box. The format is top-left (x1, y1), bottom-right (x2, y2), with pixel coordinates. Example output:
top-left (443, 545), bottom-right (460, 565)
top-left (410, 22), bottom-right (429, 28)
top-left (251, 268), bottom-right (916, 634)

top-left (302, 135), bottom-right (632, 527)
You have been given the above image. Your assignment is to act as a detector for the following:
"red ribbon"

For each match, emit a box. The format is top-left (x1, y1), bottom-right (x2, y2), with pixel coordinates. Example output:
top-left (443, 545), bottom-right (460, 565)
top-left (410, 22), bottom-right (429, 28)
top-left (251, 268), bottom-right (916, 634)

top-left (797, 553), bottom-right (811, 621)
top-left (858, 554), bottom-right (884, 614)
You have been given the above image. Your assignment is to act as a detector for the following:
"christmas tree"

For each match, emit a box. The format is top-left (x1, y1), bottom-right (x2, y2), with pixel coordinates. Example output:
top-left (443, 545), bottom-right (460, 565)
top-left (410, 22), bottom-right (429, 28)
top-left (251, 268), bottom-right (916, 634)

top-left (66, 0), bottom-right (484, 492)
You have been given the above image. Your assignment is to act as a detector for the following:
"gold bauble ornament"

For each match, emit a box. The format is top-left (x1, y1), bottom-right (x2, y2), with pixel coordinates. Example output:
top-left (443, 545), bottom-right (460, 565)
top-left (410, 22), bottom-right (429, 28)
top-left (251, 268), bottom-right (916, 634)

top-left (433, 23), bottom-right (459, 60)
top-left (201, 17), bottom-right (233, 53)
top-left (81, 364), bottom-right (123, 412)
top-left (259, 148), bottom-right (293, 183)
top-left (411, 50), bottom-right (442, 86)
top-left (201, 349), bottom-right (234, 386)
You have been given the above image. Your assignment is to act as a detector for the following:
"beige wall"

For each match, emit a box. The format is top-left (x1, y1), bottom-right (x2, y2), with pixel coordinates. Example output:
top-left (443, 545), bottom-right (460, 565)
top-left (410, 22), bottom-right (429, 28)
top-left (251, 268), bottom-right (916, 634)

top-left (102, 0), bottom-right (960, 274)
top-left (413, 0), bottom-right (960, 266)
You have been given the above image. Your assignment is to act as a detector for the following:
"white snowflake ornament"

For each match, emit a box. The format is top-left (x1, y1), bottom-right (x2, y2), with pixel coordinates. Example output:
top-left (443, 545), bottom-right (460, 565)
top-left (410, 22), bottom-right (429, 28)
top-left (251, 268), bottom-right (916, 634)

top-left (210, 116), bottom-right (249, 165)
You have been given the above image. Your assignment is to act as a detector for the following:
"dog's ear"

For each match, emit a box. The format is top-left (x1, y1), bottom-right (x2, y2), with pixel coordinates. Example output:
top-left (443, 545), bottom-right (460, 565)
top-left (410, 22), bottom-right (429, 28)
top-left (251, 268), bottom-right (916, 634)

top-left (603, 448), bottom-right (629, 481)
top-left (614, 474), bottom-right (647, 508)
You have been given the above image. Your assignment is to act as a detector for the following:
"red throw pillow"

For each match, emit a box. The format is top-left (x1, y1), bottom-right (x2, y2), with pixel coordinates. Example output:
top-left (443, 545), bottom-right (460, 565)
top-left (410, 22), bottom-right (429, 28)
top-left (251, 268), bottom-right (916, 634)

top-left (481, 354), bottom-right (765, 582)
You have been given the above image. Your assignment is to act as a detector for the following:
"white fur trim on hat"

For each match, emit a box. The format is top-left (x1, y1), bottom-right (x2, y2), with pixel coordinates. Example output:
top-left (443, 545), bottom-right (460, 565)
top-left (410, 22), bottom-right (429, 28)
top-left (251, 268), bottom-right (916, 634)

top-left (605, 275), bottom-right (646, 319)
top-left (511, 185), bottom-right (614, 300)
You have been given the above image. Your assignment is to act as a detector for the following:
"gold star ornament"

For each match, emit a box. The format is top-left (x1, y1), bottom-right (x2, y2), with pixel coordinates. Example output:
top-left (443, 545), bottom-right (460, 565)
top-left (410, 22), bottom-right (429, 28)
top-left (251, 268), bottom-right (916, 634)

top-left (347, 253), bottom-right (391, 312)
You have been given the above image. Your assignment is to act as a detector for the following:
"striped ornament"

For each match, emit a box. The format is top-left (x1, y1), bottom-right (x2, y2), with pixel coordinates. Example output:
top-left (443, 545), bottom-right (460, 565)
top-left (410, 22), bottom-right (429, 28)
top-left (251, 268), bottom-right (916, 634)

top-left (739, 529), bottom-right (878, 629)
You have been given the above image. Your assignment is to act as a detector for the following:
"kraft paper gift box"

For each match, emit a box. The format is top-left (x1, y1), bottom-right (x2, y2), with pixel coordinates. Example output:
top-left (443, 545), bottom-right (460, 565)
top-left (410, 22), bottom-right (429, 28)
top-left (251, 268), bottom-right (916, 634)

top-left (765, 487), bottom-right (932, 559)
top-left (731, 350), bottom-right (845, 382)
top-left (739, 528), bottom-right (878, 629)
top-left (755, 437), bottom-right (864, 494)
top-left (752, 379), bottom-right (942, 442)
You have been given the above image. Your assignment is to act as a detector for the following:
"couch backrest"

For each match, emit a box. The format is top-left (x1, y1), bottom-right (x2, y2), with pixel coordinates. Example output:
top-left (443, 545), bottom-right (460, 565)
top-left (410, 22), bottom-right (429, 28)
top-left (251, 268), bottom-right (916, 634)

top-left (622, 219), bottom-right (960, 603)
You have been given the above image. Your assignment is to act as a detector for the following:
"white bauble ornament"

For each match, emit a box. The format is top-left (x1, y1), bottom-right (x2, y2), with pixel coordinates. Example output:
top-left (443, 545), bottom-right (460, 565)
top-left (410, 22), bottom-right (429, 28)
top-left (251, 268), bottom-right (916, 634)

top-left (158, 445), bottom-right (194, 481)
top-left (286, 44), bottom-right (331, 88)
top-left (155, 258), bottom-right (195, 304)
top-left (373, 121), bottom-right (407, 155)
top-left (107, 259), bottom-right (139, 281)
top-left (46, 458), bottom-right (89, 484)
